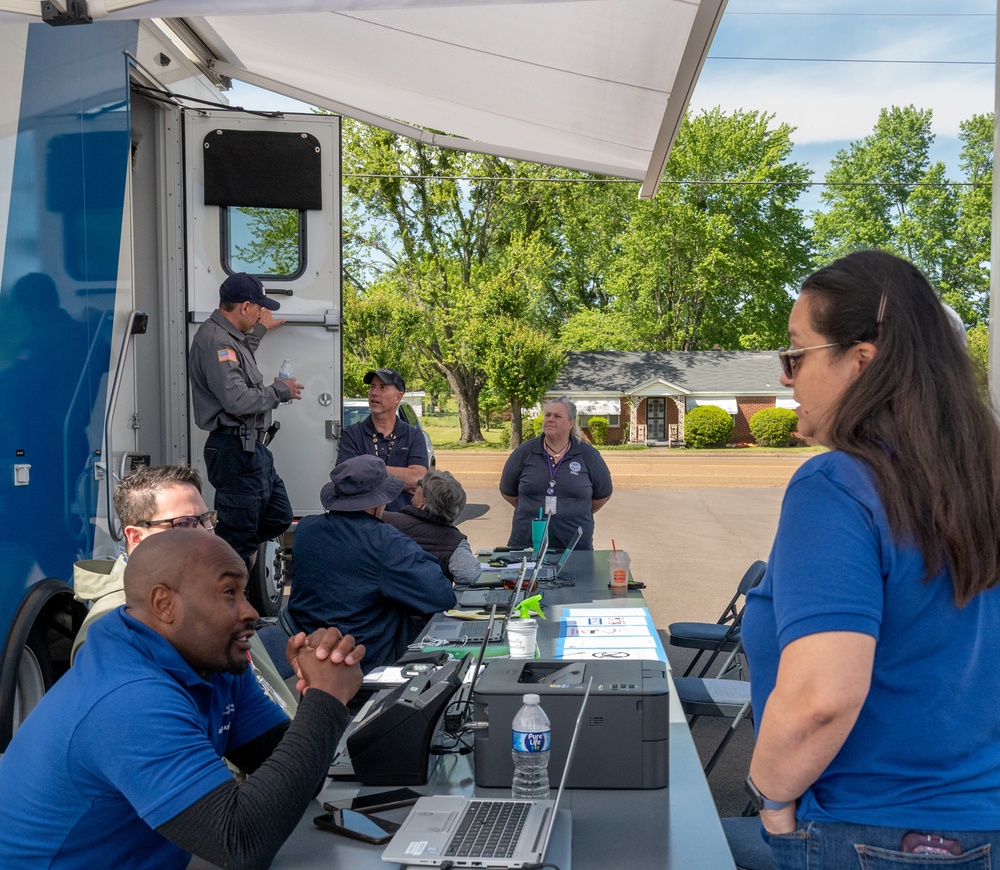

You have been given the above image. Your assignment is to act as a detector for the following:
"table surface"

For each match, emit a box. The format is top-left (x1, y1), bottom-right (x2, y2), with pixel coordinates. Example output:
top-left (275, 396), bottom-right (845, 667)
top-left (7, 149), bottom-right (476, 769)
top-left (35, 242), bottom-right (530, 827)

top-left (193, 551), bottom-right (737, 870)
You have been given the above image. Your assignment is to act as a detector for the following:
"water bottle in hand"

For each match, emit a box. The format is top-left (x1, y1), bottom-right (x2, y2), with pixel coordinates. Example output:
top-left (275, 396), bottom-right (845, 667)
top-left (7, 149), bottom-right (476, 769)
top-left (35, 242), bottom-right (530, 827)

top-left (511, 693), bottom-right (550, 799)
top-left (278, 359), bottom-right (293, 404)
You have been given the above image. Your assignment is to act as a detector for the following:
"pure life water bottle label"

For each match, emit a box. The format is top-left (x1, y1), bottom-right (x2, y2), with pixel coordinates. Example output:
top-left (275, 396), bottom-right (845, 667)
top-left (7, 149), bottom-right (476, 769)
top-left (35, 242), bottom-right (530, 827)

top-left (512, 730), bottom-right (550, 753)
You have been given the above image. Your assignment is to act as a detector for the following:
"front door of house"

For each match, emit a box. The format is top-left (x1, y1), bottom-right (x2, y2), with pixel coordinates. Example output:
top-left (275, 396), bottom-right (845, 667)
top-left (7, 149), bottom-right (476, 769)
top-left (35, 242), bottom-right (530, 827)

top-left (647, 398), bottom-right (666, 441)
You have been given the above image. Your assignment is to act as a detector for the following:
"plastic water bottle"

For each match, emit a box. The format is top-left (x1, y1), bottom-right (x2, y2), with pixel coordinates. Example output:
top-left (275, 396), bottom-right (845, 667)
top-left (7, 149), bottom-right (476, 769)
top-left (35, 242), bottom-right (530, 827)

top-left (511, 693), bottom-right (550, 799)
top-left (278, 359), bottom-right (293, 404)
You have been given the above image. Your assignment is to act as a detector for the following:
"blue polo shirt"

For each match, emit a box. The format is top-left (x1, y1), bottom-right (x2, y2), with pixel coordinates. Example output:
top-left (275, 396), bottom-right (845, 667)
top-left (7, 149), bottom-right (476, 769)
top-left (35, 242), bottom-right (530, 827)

top-left (743, 451), bottom-right (1000, 830)
top-left (336, 414), bottom-right (428, 511)
top-left (0, 607), bottom-right (288, 868)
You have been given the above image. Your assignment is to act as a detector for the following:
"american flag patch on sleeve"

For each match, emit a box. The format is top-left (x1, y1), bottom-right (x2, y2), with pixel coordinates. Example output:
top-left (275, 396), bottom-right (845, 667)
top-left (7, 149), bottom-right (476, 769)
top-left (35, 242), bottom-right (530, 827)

top-left (218, 348), bottom-right (237, 363)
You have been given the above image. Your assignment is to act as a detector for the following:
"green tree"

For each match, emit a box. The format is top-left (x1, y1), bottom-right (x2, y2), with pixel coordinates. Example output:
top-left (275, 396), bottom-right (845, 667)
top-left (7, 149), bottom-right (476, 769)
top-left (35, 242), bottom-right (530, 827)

top-left (480, 319), bottom-right (564, 448)
top-left (341, 283), bottom-right (422, 397)
top-left (813, 105), bottom-right (936, 262)
top-left (602, 108), bottom-right (812, 350)
top-left (342, 120), bottom-right (555, 442)
top-left (952, 114), bottom-right (993, 322)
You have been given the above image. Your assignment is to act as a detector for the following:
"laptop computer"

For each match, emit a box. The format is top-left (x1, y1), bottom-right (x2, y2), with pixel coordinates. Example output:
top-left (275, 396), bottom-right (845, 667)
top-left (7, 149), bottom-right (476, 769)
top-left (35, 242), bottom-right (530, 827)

top-left (534, 525), bottom-right (582, 581)
top-left (381, 677), bottom-right (592, 868)
top-left (422, 565), bottom-right (530, 645)
top-left (456, 530), bottom-right (550, 610)
top-left (457, 560), bottom-right (531, 609)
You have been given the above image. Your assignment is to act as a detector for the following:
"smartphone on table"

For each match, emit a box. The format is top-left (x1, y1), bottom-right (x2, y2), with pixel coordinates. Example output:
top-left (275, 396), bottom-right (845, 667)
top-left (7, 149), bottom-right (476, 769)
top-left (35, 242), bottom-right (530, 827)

top-left (313, 808), bottom-right (401, 845)
top-left (323, 786), bottom-right (422, 814)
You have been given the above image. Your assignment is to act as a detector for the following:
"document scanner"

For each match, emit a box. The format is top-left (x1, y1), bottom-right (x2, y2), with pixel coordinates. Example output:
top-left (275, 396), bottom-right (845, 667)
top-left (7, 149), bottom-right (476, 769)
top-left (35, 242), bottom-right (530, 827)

top-left (472, 659), bottom-right (669, 789)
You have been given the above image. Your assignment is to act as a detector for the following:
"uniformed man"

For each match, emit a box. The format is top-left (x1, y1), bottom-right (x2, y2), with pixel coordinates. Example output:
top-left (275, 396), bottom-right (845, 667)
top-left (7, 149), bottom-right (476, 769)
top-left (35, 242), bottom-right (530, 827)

top-left (336, 367), bottom-right (427, 512)
top-left (189, 273), bottom-right (303, 568)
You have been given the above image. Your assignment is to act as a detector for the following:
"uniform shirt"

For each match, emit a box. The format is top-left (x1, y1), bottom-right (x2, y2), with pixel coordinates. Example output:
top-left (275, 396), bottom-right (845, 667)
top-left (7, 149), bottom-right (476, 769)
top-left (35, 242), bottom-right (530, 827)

top-left (0, 607), bottom-right (289, 868)
top-left (743, 451), bottom-right (1000, 830)
top-left (336, 414), bottom-right (429, 511)
top-left (189, 310), bottom-right (290, 433)
top-left (288, 511), bottom-right (456, 671)
top-left (500, 436), bottom-right (613, 550)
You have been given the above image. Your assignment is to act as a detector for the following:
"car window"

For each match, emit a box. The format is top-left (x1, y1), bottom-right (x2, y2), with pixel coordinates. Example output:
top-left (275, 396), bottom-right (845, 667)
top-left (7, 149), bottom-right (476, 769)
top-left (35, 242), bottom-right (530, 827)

top-left (398, 404), bottom-right (418, 426)
top-left (343, 406), bottom-right (369, 428)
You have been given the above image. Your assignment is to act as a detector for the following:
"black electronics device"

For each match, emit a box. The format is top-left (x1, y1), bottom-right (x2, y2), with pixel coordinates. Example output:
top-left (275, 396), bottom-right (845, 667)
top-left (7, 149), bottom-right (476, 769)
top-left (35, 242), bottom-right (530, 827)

top-left (346, 656), bottom-right (470, 785)
top-left (313, 809), bottom-right (400, 844)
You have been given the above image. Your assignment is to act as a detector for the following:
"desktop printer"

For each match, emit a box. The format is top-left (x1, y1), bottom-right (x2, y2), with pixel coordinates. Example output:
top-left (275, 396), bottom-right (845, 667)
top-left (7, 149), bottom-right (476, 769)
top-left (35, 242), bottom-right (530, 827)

top-left (472, 659), bottom-right (669, 789)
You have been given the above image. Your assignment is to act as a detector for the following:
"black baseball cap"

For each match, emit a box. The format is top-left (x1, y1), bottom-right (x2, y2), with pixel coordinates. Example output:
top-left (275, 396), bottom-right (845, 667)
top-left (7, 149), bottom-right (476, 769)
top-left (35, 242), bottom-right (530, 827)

top-left (363, 368), bottom-right (405, 393)
top-left (219, 273), bottom-right (280, 311)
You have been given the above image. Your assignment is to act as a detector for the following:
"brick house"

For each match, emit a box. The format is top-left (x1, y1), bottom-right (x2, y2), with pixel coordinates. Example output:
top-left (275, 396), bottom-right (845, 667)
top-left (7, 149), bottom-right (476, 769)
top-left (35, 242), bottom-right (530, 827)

top-left (548, 351), bottom-right (796, 445)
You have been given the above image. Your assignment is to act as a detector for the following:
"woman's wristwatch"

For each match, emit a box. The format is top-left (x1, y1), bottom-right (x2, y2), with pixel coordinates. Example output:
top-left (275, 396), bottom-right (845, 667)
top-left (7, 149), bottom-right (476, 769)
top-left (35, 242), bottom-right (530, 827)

top-left (745, 775), bottom-right (793, 812)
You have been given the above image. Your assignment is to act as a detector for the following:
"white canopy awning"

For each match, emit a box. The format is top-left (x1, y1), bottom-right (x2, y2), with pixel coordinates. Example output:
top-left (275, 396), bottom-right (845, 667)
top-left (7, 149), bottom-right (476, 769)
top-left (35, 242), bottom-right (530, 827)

top-left (0, 0), bottom-right (727, 199)
top-left (575, 399), bottom-right (621, 416)
top-left (686, 397), bottom-right (737, 415)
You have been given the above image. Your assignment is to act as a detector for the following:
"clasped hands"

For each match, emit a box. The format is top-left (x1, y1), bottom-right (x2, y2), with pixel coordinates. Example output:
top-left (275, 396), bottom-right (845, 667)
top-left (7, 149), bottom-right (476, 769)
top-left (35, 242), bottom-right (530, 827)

top-left (286, 627), bottom-right (364, 705)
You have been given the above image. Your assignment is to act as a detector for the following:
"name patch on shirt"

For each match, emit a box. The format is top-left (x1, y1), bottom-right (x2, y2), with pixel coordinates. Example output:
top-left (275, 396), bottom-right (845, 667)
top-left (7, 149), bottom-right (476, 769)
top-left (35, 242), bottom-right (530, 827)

top-left (218, 348), bottom-right (237, 364)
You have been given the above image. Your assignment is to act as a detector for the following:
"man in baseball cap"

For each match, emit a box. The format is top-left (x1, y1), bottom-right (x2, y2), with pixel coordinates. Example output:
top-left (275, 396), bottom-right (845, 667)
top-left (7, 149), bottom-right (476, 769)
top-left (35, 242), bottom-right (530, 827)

top-left (188, 273), bottom-right (302, 580)
top-left (219, 272), bottom-right (282, 311)
top-left (336, 367), bottom-right (427, 512)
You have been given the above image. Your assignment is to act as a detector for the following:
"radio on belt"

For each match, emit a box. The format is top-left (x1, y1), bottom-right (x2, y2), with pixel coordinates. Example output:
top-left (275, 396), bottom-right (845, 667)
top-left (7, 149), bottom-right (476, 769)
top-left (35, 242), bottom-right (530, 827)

top-left (473, 660), bottom-right (669, 789)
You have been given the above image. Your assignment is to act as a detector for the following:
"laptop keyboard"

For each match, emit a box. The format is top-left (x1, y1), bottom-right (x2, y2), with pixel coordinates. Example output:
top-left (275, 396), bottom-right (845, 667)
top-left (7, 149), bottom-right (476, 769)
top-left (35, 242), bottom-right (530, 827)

top-left (459, 620), bottom-right (503, 641)
top-left (445, 801), bottom-right (531, 858)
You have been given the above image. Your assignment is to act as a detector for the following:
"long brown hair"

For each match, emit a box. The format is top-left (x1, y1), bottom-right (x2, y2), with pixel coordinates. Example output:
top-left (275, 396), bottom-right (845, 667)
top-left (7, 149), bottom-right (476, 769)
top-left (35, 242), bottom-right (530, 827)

top-left (805, 250), bottom-right (1000, 606)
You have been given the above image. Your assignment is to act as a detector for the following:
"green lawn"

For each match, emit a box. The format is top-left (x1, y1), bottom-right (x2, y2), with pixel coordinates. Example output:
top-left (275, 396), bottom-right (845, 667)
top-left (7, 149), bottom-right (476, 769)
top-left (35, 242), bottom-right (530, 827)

top-left (421, 415), bottom-right (508, 450)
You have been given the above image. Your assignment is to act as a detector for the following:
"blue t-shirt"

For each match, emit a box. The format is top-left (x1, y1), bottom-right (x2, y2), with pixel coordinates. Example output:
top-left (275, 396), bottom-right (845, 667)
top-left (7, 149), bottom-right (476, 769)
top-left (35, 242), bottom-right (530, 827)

top-left (336, 414), bottom-right (428, 511)
top-left (0, 607), bottom-right (289, 868)
top-left (743, 451), bottom-right (1000, 830)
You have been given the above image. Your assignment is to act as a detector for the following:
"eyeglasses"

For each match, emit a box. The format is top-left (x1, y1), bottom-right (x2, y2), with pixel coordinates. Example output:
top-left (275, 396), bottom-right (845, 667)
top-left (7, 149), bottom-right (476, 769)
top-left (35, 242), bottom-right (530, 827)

top-left (777, 343), bottom-right (843, 379)
top-left (136, 510), bottom-right (217, 531)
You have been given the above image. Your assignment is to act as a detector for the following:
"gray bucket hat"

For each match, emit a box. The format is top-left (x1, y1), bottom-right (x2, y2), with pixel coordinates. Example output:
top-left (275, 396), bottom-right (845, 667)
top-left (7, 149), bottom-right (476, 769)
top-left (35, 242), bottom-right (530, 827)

top-left (321, 455), bottom-right (404, 512)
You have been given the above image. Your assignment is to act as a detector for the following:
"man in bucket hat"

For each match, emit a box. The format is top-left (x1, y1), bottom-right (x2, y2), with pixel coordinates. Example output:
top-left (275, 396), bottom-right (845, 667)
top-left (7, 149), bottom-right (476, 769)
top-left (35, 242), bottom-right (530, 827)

top-left (189, 273), bottom-right (303, 575)
top-left (286, 456), bottom-right (456, 671)
top-left (336, 367), bottom-right (427, 512)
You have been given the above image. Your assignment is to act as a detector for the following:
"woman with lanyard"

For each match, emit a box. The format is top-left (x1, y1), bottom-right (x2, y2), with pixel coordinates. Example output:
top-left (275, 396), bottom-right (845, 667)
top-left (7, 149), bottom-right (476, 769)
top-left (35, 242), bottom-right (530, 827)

top-left (500, 396), bottom-right (613, 550)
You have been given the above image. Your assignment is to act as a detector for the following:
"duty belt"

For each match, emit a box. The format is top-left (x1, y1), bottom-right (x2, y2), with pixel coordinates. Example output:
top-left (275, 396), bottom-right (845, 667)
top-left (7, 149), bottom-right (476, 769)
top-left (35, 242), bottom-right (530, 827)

top-left (214, 425), bottom-right (265, 440)
top-left (214, 423), bottom-right (266, 453)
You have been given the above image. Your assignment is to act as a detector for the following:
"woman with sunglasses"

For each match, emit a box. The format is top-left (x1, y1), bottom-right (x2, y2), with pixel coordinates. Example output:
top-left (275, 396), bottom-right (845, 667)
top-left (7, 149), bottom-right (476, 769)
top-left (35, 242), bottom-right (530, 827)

top-left (735, 250), bottom-right (1000, 869)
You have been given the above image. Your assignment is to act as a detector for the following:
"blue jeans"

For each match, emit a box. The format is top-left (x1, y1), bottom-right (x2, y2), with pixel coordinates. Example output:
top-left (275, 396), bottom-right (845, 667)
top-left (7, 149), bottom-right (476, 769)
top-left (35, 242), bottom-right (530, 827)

top-left (768, 820), bottom-right (995, 869)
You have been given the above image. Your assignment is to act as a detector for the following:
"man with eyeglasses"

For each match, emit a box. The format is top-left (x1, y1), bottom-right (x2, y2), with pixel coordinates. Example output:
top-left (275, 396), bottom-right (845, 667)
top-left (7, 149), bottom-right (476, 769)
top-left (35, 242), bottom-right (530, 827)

top-left (189, 272), bottom-right (303, 571)
top-left (70, 465), bottom-right (296, 713)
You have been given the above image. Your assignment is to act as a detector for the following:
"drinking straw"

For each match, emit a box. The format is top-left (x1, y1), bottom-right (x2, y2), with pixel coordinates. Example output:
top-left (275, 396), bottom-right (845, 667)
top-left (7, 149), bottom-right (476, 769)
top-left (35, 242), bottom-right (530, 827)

top-left (612, 539), bottom-right (617, 554)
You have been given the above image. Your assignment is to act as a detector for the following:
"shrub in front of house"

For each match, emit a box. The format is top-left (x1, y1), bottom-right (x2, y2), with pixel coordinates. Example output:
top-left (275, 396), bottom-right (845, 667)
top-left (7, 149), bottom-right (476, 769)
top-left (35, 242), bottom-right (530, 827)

top-left (587, 417), bottom-right (609, 446)
top-left (525, 418), bottom-right (539, 442)
top-left (532, 415), bottom-right (544, 438)
top-left (685, 405), bottom-right (735, 448)
top-left (749, 407), bottom-right (799, 447)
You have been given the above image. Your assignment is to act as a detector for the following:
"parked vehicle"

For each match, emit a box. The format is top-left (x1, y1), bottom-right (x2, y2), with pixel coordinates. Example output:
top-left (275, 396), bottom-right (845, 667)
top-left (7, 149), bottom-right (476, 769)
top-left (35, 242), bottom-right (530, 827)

top-left (344, 399), bottom-right (436, 469)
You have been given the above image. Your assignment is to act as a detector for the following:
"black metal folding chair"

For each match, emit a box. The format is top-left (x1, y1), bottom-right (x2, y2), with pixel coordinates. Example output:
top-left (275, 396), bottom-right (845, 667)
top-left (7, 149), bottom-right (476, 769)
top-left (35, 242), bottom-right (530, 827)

top-left (673, 641), bottom-right (753, 776)
top-left (668, 560), bottom-right (766, 677)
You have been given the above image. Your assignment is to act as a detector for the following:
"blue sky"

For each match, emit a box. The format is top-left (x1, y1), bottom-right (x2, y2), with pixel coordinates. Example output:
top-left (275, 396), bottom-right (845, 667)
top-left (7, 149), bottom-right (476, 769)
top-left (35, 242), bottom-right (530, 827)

top-left (229, 1), bottom-right (996, 214)
top-left (690, 0), bottom-right (996, 212)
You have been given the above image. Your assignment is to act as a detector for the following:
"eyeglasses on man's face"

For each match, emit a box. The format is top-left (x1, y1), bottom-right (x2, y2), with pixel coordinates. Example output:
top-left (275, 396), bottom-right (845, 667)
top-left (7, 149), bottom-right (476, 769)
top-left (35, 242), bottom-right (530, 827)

top-left (136, 510), bottom-right (217, 531)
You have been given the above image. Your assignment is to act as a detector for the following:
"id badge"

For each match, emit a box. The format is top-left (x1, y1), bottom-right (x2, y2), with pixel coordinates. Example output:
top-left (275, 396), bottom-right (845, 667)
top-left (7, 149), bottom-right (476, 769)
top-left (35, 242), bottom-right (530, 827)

top-left (545, 496), bottom-right (557, 514)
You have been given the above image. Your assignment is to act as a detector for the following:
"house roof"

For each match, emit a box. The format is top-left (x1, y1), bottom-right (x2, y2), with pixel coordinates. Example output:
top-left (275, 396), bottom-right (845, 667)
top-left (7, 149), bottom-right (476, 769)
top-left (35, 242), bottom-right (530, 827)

top-left (552, 351), bottom-right (792, 397)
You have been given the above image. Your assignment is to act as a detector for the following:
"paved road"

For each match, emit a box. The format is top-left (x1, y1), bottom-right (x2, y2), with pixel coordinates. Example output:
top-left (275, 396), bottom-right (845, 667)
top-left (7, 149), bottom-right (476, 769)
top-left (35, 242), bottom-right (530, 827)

top-left (439, 448), bottom-right (811, 627)
top-left (441, 450), bottom-right (808, 489)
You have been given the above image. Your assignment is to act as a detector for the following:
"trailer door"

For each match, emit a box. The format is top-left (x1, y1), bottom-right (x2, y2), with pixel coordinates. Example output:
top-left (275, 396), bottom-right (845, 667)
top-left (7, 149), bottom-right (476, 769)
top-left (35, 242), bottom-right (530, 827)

top-left (183, 111), bottom-right (342, 609)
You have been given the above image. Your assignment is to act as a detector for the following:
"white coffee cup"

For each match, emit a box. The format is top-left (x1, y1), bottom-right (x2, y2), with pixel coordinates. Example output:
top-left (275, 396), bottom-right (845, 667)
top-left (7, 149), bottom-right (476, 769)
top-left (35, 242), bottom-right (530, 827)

top-left (507, 618), bottom-right (538, 658)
